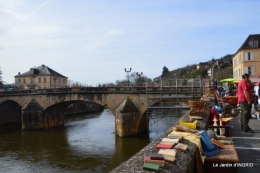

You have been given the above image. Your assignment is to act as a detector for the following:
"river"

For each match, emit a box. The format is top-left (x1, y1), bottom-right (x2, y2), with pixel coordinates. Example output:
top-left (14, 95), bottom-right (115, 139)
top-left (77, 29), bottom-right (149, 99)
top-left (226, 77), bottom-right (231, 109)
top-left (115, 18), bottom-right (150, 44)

top-left (0, 109), bottom-right (187, 173)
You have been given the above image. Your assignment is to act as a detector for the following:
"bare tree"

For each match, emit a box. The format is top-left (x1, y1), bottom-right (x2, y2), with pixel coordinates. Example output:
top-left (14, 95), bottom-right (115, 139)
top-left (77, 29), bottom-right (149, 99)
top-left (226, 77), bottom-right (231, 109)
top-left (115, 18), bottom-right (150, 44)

top-left (0, 67), bottom-right (3, 89)
top-left (0, 66), bottom-right (2, 82)
top-left (128, 72), bottom-right (152, 85)
top-left (115, 79), bottom-right (128, 86)
top-left (67, 79), bottom-right (74, 87)
top-left (67, 79), bottom-right (86, 87)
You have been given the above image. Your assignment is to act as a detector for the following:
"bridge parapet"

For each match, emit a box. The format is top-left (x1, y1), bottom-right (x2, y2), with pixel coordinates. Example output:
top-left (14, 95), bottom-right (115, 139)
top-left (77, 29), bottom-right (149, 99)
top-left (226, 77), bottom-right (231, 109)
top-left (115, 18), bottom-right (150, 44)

top-left (0, 86), bottom-right (207, 96)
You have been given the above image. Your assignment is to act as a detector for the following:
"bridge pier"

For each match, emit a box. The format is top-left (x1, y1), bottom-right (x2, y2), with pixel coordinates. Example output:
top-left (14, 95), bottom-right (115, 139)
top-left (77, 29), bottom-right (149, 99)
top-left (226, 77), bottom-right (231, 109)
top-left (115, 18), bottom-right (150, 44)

top-left (22, 98), bottom-right (44, 129)
top-left (115, 98), bottom-right (147, 137)
top-left (22, 99), bottom-right (65, 129)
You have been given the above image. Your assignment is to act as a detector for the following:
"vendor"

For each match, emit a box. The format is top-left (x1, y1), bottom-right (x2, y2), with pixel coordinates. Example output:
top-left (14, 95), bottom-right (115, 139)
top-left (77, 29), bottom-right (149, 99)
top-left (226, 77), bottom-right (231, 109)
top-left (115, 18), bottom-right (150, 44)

top-left (227, 83), bottom-right (234, 96)
top-left (217, 85), bottom-right (225, 96)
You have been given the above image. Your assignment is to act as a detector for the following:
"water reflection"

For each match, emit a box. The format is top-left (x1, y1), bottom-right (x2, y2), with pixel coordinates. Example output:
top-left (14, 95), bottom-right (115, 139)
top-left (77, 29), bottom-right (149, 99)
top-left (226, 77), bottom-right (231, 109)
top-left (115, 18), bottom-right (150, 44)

top-left (0, 109), bottom-right (186, 172)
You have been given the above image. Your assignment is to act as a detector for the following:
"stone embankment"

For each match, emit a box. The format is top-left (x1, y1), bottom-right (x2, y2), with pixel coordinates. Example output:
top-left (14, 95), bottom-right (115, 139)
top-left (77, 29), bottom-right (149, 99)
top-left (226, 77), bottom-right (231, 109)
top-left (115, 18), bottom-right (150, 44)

top-left (110, 106), bottom-right (210, 173)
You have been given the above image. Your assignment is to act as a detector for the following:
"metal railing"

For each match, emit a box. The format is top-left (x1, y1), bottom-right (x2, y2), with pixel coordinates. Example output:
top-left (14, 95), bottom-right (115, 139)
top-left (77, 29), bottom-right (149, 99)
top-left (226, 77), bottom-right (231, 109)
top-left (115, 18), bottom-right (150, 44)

top-left (145, 78), bottom-right (209, 119)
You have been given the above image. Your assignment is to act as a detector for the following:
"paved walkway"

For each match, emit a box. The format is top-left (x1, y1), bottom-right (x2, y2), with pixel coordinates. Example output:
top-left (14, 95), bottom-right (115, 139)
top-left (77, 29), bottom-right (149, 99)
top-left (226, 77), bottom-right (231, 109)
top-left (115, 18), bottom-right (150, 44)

top-left (229, 116), bottom-right (260, 173)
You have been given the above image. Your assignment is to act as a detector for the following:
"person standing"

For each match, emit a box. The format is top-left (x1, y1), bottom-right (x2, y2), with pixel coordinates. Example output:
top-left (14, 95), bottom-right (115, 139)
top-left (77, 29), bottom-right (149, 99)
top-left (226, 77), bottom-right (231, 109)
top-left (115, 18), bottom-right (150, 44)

top-left (237, 73), bottom-right (254, 133)
top-left (213, 79), bottom-right (218, 89)
top-left (227, 83), bottom-right (233, 96)
top-left (252, 82), bottom-right (260, 112)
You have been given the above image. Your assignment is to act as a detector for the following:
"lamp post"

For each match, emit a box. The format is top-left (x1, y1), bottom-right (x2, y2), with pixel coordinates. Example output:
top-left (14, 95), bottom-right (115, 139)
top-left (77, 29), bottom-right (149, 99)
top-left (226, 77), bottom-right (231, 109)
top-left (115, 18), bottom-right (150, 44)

top-left (136, 72), bottom-right (143, 85)
top-left (125, 68), bottom-right (132, 87)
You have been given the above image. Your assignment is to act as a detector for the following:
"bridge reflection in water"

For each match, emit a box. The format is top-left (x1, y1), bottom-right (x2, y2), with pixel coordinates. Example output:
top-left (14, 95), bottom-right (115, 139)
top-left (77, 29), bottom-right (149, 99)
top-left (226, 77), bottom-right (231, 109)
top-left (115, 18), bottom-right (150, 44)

top-left (0, 108), bottom-right (187, 172)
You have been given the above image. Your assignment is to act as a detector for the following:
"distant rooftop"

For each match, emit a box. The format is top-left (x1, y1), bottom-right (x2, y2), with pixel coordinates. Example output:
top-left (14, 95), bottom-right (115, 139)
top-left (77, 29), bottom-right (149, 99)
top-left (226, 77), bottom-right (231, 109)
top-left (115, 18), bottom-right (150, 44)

top-left (15, 64), bottom-right (67, 78)
top-left (237, 34), bottom-right (260, 51)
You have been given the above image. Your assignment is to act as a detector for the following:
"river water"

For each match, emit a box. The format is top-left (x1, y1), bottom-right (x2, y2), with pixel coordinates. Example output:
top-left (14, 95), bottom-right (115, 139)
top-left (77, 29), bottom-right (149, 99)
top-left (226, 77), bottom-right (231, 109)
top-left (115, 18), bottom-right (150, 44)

top-left (0, 109), bottom-right (187, 173)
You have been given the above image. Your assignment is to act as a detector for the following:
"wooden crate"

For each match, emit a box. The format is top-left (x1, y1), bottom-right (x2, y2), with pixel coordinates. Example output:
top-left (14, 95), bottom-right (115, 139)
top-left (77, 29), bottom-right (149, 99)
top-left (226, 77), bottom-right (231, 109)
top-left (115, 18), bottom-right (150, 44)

top-left (189, 100), bottom-right (207, 116)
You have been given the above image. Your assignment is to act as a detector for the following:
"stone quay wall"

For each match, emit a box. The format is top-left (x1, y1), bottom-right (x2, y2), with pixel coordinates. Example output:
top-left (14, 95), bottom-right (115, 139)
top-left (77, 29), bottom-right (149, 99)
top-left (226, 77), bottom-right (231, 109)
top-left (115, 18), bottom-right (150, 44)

top-left (110, 105), bottom-right (211, 173)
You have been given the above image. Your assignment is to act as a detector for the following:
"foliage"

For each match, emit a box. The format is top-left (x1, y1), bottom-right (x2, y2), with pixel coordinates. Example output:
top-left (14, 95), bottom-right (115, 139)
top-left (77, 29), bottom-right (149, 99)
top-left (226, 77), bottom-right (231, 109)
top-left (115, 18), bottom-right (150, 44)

top-left (158, 54), bottom-right (234, 81)
top-left (212, 67), bottom-right (233, 80)
top-left (219, 54), bottom-right (233, 61)
top-left (162, 66), bottom-right (169, 76)
top-left (114, 71), bottom-right (152, 86)
top-left (67, 79), bottom-right (87, 87)
top-left (0, 67), bottom-right (4, 89)
top-left (191, 68), bottom-right (208, 78)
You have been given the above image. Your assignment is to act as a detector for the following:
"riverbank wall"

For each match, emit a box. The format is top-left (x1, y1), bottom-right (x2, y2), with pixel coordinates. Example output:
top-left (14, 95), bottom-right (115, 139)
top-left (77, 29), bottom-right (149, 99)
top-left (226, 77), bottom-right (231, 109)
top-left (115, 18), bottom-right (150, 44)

top-left (110, 104), bottom-right (211, 173)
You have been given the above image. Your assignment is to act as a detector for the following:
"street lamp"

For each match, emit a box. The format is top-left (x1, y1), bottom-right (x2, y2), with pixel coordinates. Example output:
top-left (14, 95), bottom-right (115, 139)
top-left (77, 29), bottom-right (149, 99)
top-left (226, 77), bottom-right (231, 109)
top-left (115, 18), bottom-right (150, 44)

top-left (136, 72), bottom-right (143, 85)
top-left (124, 68), bottom-right (132, 87)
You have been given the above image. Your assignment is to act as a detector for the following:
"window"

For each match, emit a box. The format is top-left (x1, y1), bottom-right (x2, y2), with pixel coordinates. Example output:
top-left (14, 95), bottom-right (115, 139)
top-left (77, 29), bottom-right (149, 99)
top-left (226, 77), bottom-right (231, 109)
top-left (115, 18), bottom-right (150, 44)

top-left (245, 66), bottom-right (255, 76)
top-left (59, 79), bottom-right (60, 84)
top-left (44, 78), bottom-right (46, 83)
top-left (249, 39), bottom-right (258, 48)
top-left (38, 78), bottom-right (41, 83)
top-left (233, 57), bottom-right (237, 67)
top-left (63, 79), bottom-right (65, 84)
top-left (245, 52), bottom-right (254, 61)
top-left (18, 79), bottom-right (21, 83)
top-left (23, 79), bottom-right (26, 84)
top-left (248, 67), bottom-right (251, 75)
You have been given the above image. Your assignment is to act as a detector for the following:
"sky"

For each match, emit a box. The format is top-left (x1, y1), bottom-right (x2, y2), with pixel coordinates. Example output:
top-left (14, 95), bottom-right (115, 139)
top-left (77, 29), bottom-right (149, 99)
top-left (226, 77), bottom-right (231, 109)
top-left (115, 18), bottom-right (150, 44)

top-left (1, 0), bottom-right (260, 86)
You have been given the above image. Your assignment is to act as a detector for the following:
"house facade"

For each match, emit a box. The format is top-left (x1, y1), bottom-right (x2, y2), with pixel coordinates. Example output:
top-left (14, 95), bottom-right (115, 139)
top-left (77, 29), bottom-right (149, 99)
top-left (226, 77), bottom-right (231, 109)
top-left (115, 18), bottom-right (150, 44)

top-left (232, 34), bottom-right (260, 81)
top-left (14, 64), bottom-right (68, 89)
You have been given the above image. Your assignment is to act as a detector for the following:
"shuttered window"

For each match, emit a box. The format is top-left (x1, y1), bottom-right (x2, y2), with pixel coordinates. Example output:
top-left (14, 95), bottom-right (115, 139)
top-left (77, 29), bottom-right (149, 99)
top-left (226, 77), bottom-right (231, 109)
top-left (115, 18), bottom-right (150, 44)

top-left (245, 52), bottom-right (254, 61)
top-left (244, 66), bottom-right (255, 76)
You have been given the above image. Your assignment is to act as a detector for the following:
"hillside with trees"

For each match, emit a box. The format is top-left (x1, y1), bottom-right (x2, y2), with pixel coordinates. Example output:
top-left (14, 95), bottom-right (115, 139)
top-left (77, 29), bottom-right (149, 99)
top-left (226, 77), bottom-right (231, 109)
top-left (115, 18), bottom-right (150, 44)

top-left (158, 54), bottom-right (233, 82)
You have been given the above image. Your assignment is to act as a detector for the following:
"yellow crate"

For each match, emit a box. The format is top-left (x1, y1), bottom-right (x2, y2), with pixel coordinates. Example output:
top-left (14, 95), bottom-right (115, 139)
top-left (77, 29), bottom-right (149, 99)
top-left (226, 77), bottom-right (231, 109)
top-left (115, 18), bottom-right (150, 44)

top-left (179, 119), bottom-right (197, 129)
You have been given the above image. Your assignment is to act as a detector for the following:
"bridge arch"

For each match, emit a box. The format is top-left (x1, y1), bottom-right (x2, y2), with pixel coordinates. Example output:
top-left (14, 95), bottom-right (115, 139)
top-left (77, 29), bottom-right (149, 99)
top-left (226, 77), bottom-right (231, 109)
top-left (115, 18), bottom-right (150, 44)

top-left (0, 100), bottom-right (22, 125)
top-left (42, 100), bottom-right (106, 128)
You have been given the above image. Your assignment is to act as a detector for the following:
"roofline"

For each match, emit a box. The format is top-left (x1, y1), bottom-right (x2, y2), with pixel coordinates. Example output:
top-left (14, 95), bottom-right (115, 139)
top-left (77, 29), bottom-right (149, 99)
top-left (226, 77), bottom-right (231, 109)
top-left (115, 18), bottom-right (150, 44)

top-left (14, 74), bottom-right (68, 78)
top-left (233, 34), bottom-right (260, 59)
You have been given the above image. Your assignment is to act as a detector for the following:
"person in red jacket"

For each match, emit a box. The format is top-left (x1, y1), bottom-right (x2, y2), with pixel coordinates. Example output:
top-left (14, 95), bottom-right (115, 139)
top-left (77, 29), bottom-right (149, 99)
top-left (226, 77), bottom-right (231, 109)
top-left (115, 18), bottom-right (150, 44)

top-left (237, 73), bottom-right (254, 133)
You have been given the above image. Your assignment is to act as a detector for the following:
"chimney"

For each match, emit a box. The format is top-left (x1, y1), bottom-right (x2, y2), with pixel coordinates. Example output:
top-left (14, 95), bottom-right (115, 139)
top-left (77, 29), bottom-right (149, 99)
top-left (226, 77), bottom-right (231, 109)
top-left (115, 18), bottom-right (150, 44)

top-left (18, 72), bottom-right (20, 75)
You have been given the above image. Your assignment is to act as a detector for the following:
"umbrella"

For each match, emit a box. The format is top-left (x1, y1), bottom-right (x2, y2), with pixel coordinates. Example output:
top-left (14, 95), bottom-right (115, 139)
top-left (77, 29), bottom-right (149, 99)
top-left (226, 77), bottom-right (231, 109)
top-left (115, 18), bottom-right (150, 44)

top-left (231, 79), bottom-right (241, 84)
top-left (220, 78), bottom-right (241, 83)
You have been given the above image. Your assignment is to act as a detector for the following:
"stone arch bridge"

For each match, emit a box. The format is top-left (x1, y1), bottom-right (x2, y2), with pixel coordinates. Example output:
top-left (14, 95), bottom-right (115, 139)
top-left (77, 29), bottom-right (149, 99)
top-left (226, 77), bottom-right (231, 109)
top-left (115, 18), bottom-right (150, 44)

top-left (0, 86), bottom-right (205, 136)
